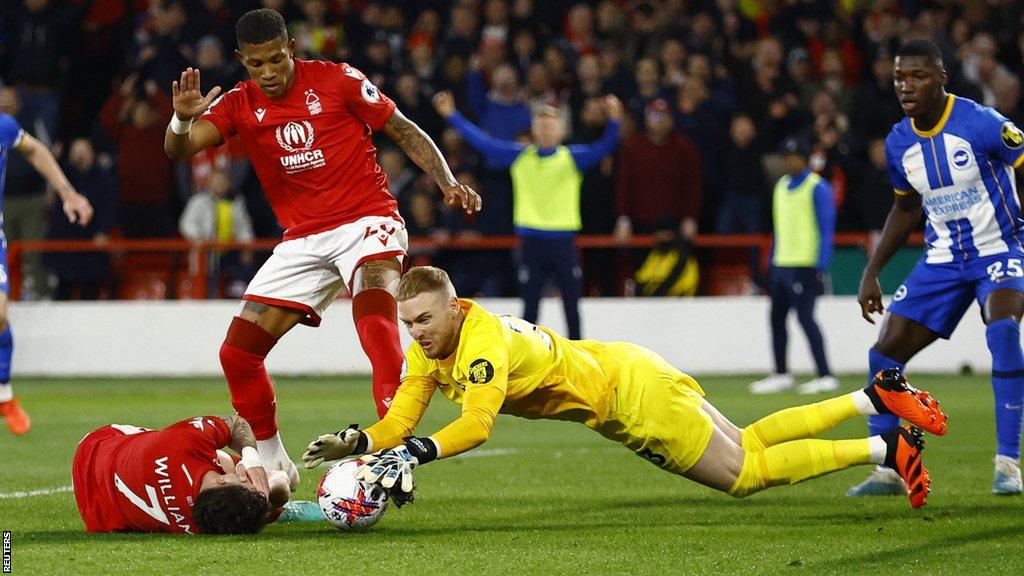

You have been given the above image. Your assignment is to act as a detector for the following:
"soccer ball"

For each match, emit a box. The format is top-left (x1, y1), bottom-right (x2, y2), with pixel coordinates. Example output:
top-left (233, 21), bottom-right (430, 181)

top-left (316, 458), bottom-right (389, 531)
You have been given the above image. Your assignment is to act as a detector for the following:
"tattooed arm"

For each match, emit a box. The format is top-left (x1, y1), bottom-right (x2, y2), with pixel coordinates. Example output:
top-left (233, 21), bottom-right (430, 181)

top-left (382, 109), bottom-right (482, 213)
top-left (220, 414), bottom-right (259, 453)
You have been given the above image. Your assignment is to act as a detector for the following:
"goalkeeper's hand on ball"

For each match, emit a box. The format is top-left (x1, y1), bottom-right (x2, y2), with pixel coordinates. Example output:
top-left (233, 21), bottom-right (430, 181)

top-left (301, 424), bottom-right (364, 469)
top-left (354, 437), bottom-right (438, 507)
top-left (356, 446), bottom-right (417, 492)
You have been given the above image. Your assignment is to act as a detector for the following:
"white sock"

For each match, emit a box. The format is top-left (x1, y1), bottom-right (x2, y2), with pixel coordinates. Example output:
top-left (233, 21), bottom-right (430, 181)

top-left (256, 432), bottom-right (290, 470)
top-left (867, 436), bottom-right (888, 465)
top-left (0, 383), bottom-right (13, 403)
top-left (850, 390), bottom-right (878, 415)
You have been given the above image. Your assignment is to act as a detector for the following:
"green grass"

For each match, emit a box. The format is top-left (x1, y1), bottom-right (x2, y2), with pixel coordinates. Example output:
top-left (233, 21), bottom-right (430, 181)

top-left (1, 375), bottom-right (1022, 575)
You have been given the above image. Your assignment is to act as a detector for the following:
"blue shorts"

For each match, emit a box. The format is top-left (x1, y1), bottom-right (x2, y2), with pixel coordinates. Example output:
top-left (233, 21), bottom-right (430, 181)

top-left (888, 250), bottom-right (1024, 339)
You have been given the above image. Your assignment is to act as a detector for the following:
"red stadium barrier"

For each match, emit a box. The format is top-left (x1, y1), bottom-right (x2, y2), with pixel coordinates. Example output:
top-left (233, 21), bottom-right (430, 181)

top-left (8, 232), bottom-right (924, 300)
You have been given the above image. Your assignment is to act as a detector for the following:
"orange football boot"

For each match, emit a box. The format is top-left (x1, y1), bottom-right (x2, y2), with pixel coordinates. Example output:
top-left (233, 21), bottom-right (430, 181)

top-left (865, 368), bottom-right (948, 436)
top-left (882, 425), bottom-right (930, 508)
top-left (0, 397), bottom-right (31, 435)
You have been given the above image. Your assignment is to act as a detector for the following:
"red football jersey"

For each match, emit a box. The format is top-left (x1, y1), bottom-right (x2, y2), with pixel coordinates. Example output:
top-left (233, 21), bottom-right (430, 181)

top-left (72, 417), bottom-right (231, 534)
top-left (202, 59), bottom-right (399, 240)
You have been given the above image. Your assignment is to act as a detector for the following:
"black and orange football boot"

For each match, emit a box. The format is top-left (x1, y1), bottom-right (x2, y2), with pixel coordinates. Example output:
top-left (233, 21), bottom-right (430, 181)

top-left (882, 425), bottom-right (930, 508)
top-left (865, 368), bottom-right (948, 436)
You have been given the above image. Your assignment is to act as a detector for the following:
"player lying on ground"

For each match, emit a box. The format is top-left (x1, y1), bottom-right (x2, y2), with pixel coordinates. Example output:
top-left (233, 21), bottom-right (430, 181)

top-left (303, 266), bottom-right (948, 509)
top-left (73, 415), bottom-right (291, 534)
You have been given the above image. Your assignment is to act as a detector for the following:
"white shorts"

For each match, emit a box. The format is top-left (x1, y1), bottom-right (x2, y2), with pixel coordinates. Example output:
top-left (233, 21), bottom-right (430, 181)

top-left (243, 214), bottom-right (407, 326)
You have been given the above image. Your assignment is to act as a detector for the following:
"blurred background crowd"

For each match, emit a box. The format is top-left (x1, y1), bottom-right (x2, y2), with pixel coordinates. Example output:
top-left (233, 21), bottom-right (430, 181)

top-left (2, 0), bottom-right (1024, 299)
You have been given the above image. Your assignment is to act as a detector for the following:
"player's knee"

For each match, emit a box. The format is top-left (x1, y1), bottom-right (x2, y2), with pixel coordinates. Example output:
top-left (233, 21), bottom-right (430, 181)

top-left (986, 317), bottom-right (1021, 354)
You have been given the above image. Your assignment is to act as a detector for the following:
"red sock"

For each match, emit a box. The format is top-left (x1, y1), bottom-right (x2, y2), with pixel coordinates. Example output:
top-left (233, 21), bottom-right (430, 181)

top-left (352, 289), bottom-right (403, 418)
top-left (219, 317), bottom-right (279, 439)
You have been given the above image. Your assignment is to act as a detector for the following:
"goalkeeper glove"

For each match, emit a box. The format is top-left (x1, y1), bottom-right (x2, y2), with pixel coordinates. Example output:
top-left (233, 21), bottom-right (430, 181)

top-left (354, 437), bottom-right (438, 507)
top-left (301, 424), bottom-right (367, 469)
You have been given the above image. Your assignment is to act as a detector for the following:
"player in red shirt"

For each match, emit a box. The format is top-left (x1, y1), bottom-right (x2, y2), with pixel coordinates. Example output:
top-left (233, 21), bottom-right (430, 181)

top-left (164, 9), bottom-right (481, 487)
top-left (72, 414), bottom-right (291, 534)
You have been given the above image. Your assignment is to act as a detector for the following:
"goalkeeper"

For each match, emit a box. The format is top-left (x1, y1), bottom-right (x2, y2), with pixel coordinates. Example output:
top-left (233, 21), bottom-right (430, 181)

top-left (303, 266), bottom-right (947, 509)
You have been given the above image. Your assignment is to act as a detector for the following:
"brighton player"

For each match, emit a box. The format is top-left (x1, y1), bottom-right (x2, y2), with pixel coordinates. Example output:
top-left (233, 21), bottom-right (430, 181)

top-left (72, 415), bottom-right (292, 534)
top-left (0, 113), bottom-right (93, 435)
top-left (164, 9), bottom-right (480, 486)
top-left (303, 266), bottom-right (947, 509)
top-left (848, 40), bottom-right (1024, 497)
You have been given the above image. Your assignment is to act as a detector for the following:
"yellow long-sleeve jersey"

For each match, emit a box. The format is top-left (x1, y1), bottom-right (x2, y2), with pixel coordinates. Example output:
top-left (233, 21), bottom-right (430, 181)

top-left (363, 299), bottom-right (624, 458)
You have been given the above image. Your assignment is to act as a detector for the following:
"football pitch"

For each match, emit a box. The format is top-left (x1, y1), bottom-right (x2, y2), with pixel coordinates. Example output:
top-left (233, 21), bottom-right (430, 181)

top-left (2, 375), bottom-right (1022, 575)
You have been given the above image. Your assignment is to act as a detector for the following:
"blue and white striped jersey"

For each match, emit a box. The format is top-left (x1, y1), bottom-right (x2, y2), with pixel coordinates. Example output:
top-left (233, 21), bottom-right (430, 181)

top-left (886, 95), bottom-right (1024, 264)
top-left (0, 113), bottom-right (25, 211)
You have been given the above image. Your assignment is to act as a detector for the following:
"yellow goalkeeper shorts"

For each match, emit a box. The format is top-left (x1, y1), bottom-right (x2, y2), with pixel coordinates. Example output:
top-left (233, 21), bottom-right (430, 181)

top-left (590, 343), bottom-right (714, 475)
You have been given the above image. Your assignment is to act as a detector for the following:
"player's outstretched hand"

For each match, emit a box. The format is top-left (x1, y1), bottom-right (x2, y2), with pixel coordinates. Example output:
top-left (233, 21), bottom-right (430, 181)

top-left (432, 91), bottom-right (456, 118)
top-left (302, 424), bottom-right (361, 469)
top-left (62, 190), bottom-right (94, 227)
top-left (858, 272), bottom-right (884, 324)
top-left (171, 67), bottom-right (222, 122)
top-left (355, 446), bottom-right (417, 495)
top-left (443, 182), bottom-right (482, 214)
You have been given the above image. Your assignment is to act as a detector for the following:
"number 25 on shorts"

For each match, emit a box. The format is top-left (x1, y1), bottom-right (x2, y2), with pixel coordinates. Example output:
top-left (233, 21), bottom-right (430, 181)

top-left (987, 258), bottom-right (1024, 282)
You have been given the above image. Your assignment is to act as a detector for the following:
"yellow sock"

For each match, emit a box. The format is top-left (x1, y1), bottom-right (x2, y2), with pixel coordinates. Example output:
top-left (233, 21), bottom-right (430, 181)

top-left (729, 439), bottom-right (872, 497)
top-left (740, 394), bottom-right (860, 452)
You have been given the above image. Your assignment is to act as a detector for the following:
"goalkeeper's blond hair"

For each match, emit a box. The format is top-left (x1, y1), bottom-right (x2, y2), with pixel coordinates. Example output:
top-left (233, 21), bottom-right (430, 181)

top-left (396, 266), bottom-right (456, 302)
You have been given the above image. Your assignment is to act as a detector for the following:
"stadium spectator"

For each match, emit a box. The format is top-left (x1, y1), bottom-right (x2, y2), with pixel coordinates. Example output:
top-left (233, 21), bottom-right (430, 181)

top-left (716, 113), bottom-right (769, 235)
top-left (303, 266), bottom-right (944, 511)
top-left (288, 0), bottom-right (346, 61)
top-left (850, 48), bottom-right (905, 143)
top-left (131, 1), bottom-right (195, 95)
top-left (845, 138), bottom-right (893, 243)
top-left (163, 9), bottom-right (480, 487)
top-left (434, 91), bottom-right (622, 340)
top-left (614, 99), bottom-right (703, 242)
top-left (178, 167), bottom-right (255, 298)
top-left (3, 0), bottom-right (95, 138)
top-left (193, 35), bottom-right (244, 97)
top-left (0, 100), bottom-right (93, 436)
top-left (72, 414), bottom-right (288, 534)
top-left (44, 138), bottom-right (115, 301)
top-left (100, 74), bottom-right (176, 238)
top-left (849, 40), bottom-right (1024, 498)
top-left (0, 87), bottom-right (49, 298)
top-left (749, 135), bottom-right (838, 396)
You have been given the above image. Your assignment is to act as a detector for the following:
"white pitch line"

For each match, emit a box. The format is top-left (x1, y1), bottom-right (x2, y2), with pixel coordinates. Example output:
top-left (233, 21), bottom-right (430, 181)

top-left (454, 447), bottom-right (518, 459)
top-left (0, 485), bottom-right (73, 499)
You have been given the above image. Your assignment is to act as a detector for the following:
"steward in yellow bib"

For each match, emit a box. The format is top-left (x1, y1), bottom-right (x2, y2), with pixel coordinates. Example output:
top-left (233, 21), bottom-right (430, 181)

top-left (303, 266), bottom-right (946, 510)
top-left (749, 135), bottom-right (838, 395)
top-left (432, 91), bottom-right (623, 340)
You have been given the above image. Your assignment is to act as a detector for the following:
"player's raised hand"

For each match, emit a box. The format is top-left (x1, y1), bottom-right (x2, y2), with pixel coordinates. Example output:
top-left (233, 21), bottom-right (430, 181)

top-left (858, 272), bottom-right (884, 324)
top-left (432, 91), bottom-right (456, 118)
top-left (171, 67), bottom-right (222, 121)
top-left (302, 424), bottom-right (362, 469)
top-left (604, 94), bottom-right (624, 122)
top-left (62, 190), bottom-right (94, 227)
top-left (443, 182), bottom-right (482, 214)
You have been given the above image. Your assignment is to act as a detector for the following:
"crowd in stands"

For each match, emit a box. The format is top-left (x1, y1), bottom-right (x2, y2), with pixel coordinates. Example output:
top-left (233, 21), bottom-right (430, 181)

top-left (2, 0), bottom-right (1024, 299)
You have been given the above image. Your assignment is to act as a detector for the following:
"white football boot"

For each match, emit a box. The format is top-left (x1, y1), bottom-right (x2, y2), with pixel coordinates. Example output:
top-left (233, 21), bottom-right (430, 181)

top-left (749, 373), bottom-right (794, 394)
top-left (797, 375), bottom-right (840, 394)
top-left (845, 465), bottom-right (907, 497)
top-left (992, 455), bottom-right (1023, 495)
